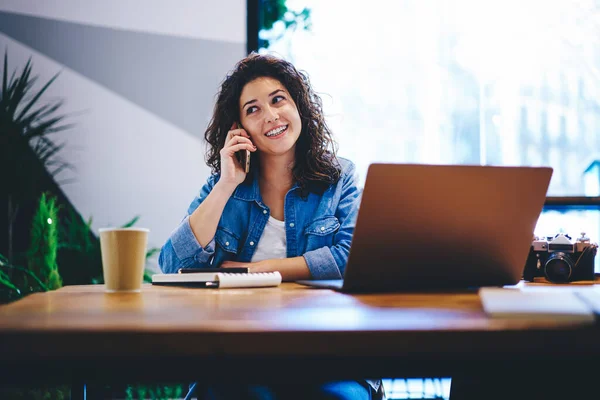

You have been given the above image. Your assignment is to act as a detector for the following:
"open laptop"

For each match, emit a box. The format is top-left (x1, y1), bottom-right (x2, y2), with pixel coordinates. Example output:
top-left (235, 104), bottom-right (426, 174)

top-left (297, 164), bottom-right (553, 292)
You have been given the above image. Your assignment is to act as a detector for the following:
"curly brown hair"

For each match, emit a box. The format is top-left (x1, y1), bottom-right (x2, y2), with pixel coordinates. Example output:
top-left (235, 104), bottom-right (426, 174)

top-left (204, 52), bottom-right (341, 193)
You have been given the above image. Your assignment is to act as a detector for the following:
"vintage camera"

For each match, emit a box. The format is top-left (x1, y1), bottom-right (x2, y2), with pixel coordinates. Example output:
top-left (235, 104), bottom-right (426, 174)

top-left (523, 232), bottom-right (597, 283)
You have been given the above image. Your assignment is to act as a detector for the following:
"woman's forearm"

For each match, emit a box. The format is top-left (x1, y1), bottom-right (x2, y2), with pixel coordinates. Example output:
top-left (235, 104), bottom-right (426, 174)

top-left (189, 181), bottom-right (237, 248)
top-left (252, 256), bottom-right (311, 281)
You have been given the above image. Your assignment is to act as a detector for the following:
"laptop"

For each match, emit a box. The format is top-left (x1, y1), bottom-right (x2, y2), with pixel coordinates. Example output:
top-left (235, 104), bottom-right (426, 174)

top-left (296, 164), bottom-right (553, 292)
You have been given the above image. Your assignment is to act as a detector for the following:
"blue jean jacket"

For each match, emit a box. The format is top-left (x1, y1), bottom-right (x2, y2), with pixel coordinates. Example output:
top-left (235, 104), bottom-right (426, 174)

top-left (158, 158), bottom-right (361, 279)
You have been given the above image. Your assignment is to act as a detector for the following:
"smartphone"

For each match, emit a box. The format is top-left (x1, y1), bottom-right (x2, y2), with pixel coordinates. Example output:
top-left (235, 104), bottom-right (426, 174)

top-left (178, 267), bottom-right (249, 274)
top-left (239, 148), bottom-right (251, 174)
top-left (236, 122), bottom-right (251, 173)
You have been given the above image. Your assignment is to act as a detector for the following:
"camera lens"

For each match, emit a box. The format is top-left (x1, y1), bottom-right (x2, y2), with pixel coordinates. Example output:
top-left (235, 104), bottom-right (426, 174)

top-left (544, 252), bottom-right (573, 283)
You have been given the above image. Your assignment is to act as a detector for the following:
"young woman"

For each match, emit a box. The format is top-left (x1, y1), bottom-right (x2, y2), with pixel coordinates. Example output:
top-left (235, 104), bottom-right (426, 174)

top-left (159, 53), bottom-right (360, 282)
top-left (159, 53), bottom-right (382, 400)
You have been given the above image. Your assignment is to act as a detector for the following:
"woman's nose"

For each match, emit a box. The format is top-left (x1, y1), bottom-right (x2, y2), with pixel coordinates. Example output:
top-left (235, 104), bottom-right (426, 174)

top-left (265, 106), bottom-right (280, 123)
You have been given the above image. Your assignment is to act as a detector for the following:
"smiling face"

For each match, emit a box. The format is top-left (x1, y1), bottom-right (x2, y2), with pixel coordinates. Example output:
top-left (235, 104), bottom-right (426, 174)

top-left (238, 77), bottom-right (302, 159)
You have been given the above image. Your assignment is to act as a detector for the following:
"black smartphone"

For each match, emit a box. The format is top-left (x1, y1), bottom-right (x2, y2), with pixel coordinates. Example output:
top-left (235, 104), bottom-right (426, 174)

top-left (239, 148), bottom-right (251, 174)
top-left (178, 267), bottom-right (249, 274)
top-left (236, 122), bottom-right (251, 173)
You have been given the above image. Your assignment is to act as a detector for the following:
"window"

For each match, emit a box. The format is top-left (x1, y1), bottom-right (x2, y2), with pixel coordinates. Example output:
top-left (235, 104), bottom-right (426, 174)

top-left (254, 0), bottom-right (600, 271)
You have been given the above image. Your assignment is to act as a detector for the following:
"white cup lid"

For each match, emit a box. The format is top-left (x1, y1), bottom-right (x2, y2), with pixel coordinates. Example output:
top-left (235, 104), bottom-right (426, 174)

top-left (98, 227), bottom-right (150, 233)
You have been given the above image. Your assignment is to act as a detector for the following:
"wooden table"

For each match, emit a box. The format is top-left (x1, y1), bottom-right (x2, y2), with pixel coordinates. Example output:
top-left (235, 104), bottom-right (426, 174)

top-left (0, 282), bottom-right (599, 387)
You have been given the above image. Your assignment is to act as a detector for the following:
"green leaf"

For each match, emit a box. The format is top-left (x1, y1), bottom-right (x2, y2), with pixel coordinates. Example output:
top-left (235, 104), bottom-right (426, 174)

top-left (48, 162), bottom-right (74, 179)
top-left (125, 386), bottom-right (134, 400)
top-left (27, 192), bottom-right (62, 290)
top-left (174, 385), bottom-right (183, 398)
top-left (136, 385), bottom-right (147, 400)
top-left (121, 215), bottom-right (140, 228)
top-left (0, 270), bottom-right (21, 294)
top-left (0, 253), bottom-right (49, 294)
top-left (7, 59), bottom-right (32, 115)
top-left (2, 49), bottom-right (7, 102)
top-left (1, 50), bottom-right (73, 186)
top-left (19, 101), bottom-right (63, 127)
top-left (16, 71), bottom-right (61, 121)
top-left (23, 115), bottom-right (68, 141)
top-left (143, 270), bottom-right (153, 283)
top-left (34, 139), bottom-right (66, 165)
top-left (146, 247), bottom-right (160, 258)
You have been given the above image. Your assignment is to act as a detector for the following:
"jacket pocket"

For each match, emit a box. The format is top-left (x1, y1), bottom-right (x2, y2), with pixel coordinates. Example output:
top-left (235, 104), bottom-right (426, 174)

top-left (303, 216), bottom-right (340, 249)
top-left (304, 216), bottom-right (341, 236)
top-left (215, 227), bottom-right (240, 254)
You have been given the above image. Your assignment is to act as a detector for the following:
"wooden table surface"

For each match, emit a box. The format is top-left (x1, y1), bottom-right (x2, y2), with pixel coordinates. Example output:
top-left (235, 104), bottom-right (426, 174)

top-left (1, 282), bottom-right (599, 384)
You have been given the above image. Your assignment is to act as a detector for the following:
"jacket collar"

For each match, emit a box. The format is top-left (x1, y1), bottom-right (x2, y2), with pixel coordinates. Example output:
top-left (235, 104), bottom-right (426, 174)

top-left (232, 167), bottom-right (261, 202)
top-left (231, 166), bottom-right (300, 202)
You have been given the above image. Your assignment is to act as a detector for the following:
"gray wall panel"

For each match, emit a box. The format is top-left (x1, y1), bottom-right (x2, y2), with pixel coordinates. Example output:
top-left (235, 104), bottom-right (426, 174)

top-left (0, 11), bottom-right (244, 137)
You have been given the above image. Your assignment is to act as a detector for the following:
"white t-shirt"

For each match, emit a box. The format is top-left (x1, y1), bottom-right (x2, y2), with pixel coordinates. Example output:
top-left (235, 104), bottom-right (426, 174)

top-left (250, 216), bottom-right (287, 262)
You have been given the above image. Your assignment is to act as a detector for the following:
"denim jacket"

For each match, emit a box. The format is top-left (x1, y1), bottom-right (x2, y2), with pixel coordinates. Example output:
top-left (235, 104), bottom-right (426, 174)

top-left (158, 158), bottom-right (361, 279)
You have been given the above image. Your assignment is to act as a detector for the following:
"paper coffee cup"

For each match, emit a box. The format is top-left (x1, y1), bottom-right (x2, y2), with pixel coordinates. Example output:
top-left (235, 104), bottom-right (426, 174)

top-left (99, 227), bottom-right (149, 293)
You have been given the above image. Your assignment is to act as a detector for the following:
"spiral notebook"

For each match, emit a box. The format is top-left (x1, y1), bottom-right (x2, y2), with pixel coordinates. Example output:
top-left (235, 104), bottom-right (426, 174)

top-left (151, 271), bottom-right (282, 288)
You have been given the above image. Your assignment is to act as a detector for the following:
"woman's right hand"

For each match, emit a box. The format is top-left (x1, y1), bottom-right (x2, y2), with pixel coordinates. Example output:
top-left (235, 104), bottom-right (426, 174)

top-left (218, 122), bottom-right (256, 187)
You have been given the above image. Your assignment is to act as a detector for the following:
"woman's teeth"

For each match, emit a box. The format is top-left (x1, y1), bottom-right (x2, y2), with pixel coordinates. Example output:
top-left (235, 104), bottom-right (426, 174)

top-left (266, 125), bottom-right (287, 137)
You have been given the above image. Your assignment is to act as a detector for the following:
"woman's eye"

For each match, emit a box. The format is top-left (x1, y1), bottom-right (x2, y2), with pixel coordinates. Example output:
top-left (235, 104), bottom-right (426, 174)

top-left (246, 106), bottom-right (258, 115)
top-left (272, 95), bottom-right (285, 104)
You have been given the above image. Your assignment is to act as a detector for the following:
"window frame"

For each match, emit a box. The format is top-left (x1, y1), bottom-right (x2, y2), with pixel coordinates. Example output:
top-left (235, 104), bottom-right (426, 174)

top-left (544, 197), bottom-right (600, 211)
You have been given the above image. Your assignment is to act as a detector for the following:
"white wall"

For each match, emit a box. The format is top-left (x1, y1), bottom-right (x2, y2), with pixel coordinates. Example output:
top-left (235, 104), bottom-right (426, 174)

top-left (0, 1), bottom-right (246, 269)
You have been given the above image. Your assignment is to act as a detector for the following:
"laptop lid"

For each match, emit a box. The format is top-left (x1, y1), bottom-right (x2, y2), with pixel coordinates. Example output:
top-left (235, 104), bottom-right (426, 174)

top-left (341, 164), bottom-right (553, 292)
